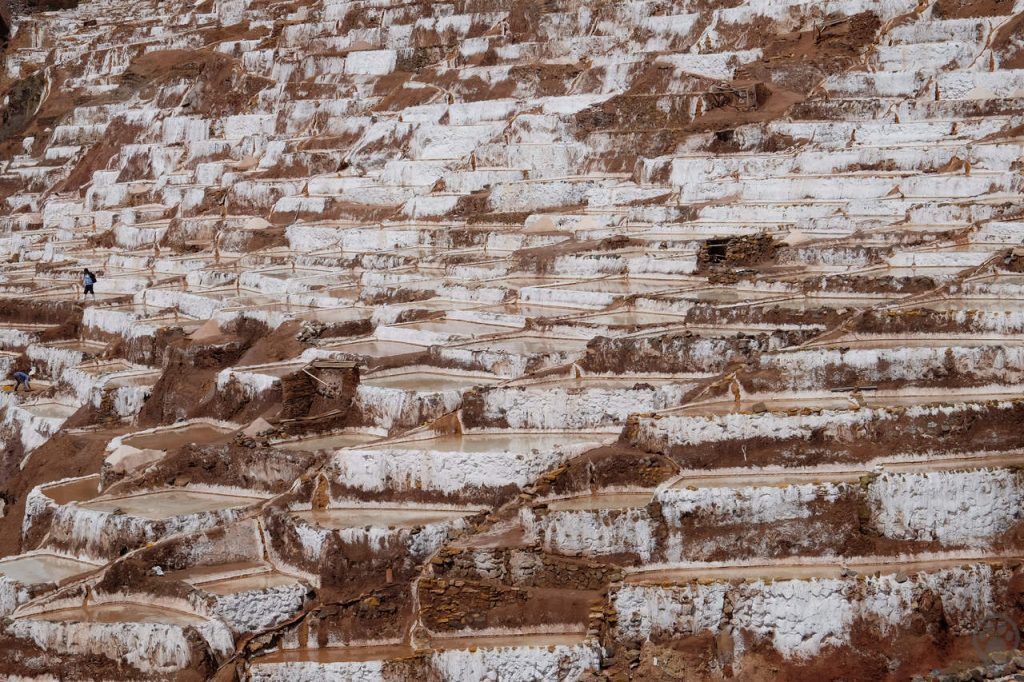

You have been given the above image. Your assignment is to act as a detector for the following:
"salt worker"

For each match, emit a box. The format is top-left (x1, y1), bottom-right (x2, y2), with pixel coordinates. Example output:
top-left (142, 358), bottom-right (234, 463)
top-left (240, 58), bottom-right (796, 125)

top-left (82, 268), bottom-right (97, 300)
top-left (12, 369), bottom-right (32, 392)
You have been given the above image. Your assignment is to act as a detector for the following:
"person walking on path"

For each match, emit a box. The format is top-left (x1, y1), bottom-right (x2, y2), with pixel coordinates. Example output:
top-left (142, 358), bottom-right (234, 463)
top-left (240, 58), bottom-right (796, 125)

top-left (82, 268), bottom-right (97, 300)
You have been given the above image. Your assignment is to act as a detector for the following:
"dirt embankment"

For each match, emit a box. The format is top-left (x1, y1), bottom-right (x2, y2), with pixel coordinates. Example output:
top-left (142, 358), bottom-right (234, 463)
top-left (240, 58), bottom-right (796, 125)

top-left (531, 444), bottom-right (677, 498)
top-left (697, 234), bottom-right (779, 281)
top-left (0, 426), bottom-right (130, 556)
top-left (136, 319), bottom-right (308, 427)
top-left (935, 0), bottom-right (1015, 19)
top-left (106, 442), bottom-right (321, 497)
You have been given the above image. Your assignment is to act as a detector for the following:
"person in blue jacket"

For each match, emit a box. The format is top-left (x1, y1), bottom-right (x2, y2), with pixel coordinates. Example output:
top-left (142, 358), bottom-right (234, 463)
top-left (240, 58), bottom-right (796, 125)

top-left (82, 268), bottom-right (97, 300)
top-left (12, 370), bottom-right (31, 392)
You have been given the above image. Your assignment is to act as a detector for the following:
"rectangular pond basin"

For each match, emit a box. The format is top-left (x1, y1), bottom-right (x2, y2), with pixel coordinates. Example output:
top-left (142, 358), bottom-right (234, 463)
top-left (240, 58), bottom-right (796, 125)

top-left (389, 319), bottom-right (514, 338)
top-left (22, 602), bottom-right (208, 626)
top-left (376, 299), bottom-right (483, 314)
top-left (258, 268), bottom-right (342, 280)
top-left (509, 374), bottom-right (702, 390)
top-left (122, 422), bottom-right (237, 450)
top-left (909, 298), bottom-right (1024, 313)
top-left (625, 555), bottom-right (1021, 584)
top-left (681, 288), bottom-right (789, 305)
top-left (297, 307), bottom-right (373, 324)
top-left (22, 402), bottom-right (78, 419)
top-left (369, 432), bottom-right (609, 454)
top-left (755, 295), bottom-right (897, 311)
top-left (273, 430), bottom-right (385, 452)
top-left (476, 303), bottom-right (584, 319)
top-left (812, 335), bottom-right (1024, 350)
top-left (191, 572), bottom-right (300, 595)
top-left (0, 322), bottom-right (57, 333)
top-left (321, 338), bottom-right (427, 358)
top-left (494, 276), bottom-right (580, 289)
top-left (46, 339), bottom-right (109, 354)
top-left (542, 492), bottom-right (654, 511)
top-left (42, 475), bottom-right (100, 504)
top-left (0, 554), bottom-right (101, 585)
top-left (105, 371), bottom-right (161, 388)
top-left (235, 361), bottom-right (305, 379)
top-left (361, 369), bottom-right (501, 392)
top-left (295, 506), bottom-right (482, 529)
top-left (552, 278), bottom-right (681, 295)
top-left (73, 360), bottom-right (136, 376)
top-left (456, 335), bottom-right (588, 355)
top-left (80, 490), bottom-right (266, 520)
top-left (668, 395), bottom-right (857, 416)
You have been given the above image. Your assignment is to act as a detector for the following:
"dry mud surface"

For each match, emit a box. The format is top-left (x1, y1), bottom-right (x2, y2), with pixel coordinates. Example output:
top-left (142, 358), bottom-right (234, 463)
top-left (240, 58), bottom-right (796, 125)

top-left (3, 0), bottom-right (1024, 680)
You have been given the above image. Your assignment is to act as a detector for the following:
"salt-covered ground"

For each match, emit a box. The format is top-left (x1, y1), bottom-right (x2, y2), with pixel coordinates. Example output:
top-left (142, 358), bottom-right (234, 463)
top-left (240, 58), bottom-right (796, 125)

top-left (1, 0), bottom-right (1024, 678)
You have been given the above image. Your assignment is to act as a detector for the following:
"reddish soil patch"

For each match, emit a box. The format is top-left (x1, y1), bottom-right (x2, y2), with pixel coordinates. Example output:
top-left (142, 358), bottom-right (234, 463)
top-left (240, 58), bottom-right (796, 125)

top-left (0, 426), bottom-right (130, 556)
top-left (535, 444), bottom-right (677, 498)
top-left (935, 0), bottom-right (1014, 18)
top-left (993, 13), bottom-right (1024, 69)
top-left (108, 443), bottom-right (320, 497)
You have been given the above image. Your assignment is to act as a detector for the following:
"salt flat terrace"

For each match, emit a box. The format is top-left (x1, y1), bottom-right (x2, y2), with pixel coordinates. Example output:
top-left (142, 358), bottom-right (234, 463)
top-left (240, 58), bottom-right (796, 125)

top-left (2, 0), bottom-right (1024, 677)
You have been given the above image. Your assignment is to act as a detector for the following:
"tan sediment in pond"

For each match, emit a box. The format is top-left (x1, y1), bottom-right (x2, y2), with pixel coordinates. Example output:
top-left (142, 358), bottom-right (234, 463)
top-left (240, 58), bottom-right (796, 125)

top-left (273, 431), bottom-right (384, 452)
top-left (122, 424), bottom-right (236, 450)
top-left (369, 432), bottom-right (608, 453)
top-left (626, 554), bottom-right (1024, 584)
top-left (193, 572), bottom-right (300, 595)
top-left (295, 507), bottom-right (481, 529)
top-left (80, 490), bottom-right (265, 519)
top-left (0, 554), bottom-right (100, 584)
top-left (544, 492), bottom-right (655, 511)
top-left (42, 476), bottom-right (100, 504)
top-left (22, 602), bottom-right (208, 625)
top-left (362, 371), bottom-right (500, 391)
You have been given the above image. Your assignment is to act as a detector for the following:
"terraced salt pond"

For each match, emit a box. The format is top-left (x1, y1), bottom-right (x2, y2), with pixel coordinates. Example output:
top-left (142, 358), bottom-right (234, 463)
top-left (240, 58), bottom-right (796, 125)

top-left (0, 554), bottom-right (100, 584)
top-left (385, 318), bottom-right (517, 340)
top-left (506, 374), bottom-right (701, 389)
top-left (193, 572), bottom-right (300, 595)
top-left (552, 278), bottom-right (680, 295)
top-left (273, 430), bottom-right (384, 452)
top-left (23, 603), bottom-right (208, 626)
top-left (321, 338), bottom-right (426, 357)
top-left (544, 492), bottom-right (654, 511)
top-left (371, 432), bottom-right (608, 454)
top-left (575, 310), bottom-right (688, 326)
top-left (121, 422), bottom-right (237, 450)
top-left (361, 368), bottom-right (501, 391)
top-left (20, 402), bottom-right (78, 419)
top-left (477, 303), bottom-right (584, 318)
top-left (808, 335), bottom-right (1024, 349)
top-left (669, 450), bottom-right (1024, 490)
top-left (295, 506), bottom-right (483, 529)
top-left (668, 389), bottom-right (1024, 416)
top-left (626, 554), bottom-right (1024, 584)
top-left (909, 298), bottom-right (1024, 313)
top-left (456, 335), bottom-right (588, 354)
top-left (40, 476), bottom-right (100, 504)
top-left (756, 295), bottom-right (897, 311)
top-left (80, 490), bottom-right (266, 519)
